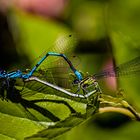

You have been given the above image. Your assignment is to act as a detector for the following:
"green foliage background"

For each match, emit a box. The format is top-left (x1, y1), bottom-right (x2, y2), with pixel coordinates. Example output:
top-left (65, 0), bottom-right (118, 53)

top-left (0, 0), bottom-right (140, 139)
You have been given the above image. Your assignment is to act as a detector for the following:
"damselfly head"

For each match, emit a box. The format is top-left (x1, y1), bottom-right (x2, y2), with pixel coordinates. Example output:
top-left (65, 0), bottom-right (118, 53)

top-left (80, 76), bottom-right (98, 94)
top-left (81, 77), bottom-right (96, 87)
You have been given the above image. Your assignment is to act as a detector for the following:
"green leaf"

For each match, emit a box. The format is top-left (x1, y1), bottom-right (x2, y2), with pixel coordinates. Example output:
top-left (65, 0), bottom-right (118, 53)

top-left (25, 113), bottom-right (85, 140)
top-left (0, 112), bottom-right (45, 139)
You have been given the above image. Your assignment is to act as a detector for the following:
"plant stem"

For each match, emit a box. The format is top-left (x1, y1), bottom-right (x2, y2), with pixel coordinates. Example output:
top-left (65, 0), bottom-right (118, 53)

top-left (99, 107), bottom-right (140, 121)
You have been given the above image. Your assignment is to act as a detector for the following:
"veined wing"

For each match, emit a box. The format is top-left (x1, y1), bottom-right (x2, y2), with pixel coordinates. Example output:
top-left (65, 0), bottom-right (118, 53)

top-left (25, 34), bottom-right (78, 70)
top-left (93, 56), bottom-right (140, 79)
top-left (17, 67), bottom-right (76, 99)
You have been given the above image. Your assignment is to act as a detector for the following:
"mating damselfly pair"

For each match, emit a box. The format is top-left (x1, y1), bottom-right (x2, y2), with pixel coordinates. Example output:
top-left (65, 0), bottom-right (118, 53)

top-left (0, 53), bottom-right (140, 118)
top-left (0, 34), bottom-right (140, 122)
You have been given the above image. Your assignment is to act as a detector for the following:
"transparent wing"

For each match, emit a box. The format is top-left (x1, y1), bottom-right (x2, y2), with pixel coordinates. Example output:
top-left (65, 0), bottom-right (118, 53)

top-left (26, 68), bottom-right (75, 91)
top-left (29, 34), bottom-right (78, 69)
top-left (24, 34), bottom-right (80, 92)
top-left (93, 56), bottom-right (140, 79)
top-left (29, 55), bottom-right (80, 91)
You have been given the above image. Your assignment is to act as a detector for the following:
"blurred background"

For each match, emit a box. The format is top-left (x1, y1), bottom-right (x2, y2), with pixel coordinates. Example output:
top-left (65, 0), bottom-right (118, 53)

top-left (0, 0), bottom-right (140, 140)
